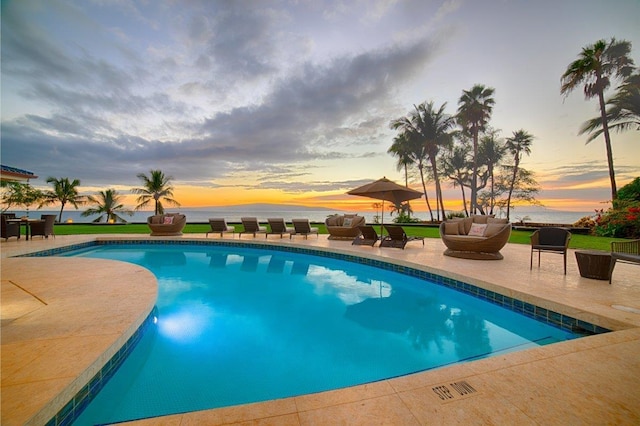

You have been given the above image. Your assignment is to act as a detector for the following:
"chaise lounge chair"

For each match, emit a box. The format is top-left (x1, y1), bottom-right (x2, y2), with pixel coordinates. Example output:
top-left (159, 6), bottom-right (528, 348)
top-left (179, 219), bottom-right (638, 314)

top-left (240, 217), bottom-right (267, 237)
top-left (352, 225), bottom-right (379, 246)
top-left (380, 224), bottom-right (424, 249)
top-left (206, 218), bottom-right (235, 238)
top-left (291, 219), bottom-right (319, 239)
top-left (267, 218), bottom-right (294, 238)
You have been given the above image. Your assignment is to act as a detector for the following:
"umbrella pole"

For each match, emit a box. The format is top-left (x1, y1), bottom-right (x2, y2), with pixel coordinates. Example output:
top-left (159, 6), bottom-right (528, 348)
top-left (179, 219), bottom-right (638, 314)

top-left (381, 200), bottom-right (384, 239)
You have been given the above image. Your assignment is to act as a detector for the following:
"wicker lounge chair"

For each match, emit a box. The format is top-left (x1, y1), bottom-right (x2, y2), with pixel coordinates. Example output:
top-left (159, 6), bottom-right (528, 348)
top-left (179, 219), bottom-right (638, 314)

top-left (267, 218), bottom-right (294, 238)
top-left (609, 239), bottom-right (640, 283)
top-left (147, 213), bottom-right (187, 236)
top-left (352, 225), bottom-right (379, 246)
top-left (381, 224), bottom-right (424, 249)
top-left (291, 219), bottom-right (318, 239)
top-left (530, 227), bottom-right (571, 274)
top-left (1, 214), bottom-right (21, 241)
top-left (206, 218), bottom-right (235, 238)
top-left (30, 214), bottom-right (56, 239)
top-left (325, 214), bottom-right (366, 239)
top-left (439, 216), bottom-right (511, 260)
top-left (239, 217), bottom-right (267, 237)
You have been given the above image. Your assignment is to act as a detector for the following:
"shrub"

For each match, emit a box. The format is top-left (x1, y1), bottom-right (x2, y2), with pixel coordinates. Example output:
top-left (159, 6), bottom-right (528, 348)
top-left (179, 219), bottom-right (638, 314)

top-left (446, 211), bottom-right (466, 220)
top-left (573, 215), bottom-right (597, 230)
top-left (594, 201), bottom-right (640, 238)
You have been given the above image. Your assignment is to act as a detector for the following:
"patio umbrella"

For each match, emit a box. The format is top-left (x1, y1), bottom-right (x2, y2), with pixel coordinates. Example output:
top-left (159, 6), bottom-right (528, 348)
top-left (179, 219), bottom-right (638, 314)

top-left (347, 177), bottom-right (423, 236)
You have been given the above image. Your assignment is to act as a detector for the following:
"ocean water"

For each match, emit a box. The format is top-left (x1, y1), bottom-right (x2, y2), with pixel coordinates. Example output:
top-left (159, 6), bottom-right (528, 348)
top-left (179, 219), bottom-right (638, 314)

top-left (8, 208), bottom-right (595, 225)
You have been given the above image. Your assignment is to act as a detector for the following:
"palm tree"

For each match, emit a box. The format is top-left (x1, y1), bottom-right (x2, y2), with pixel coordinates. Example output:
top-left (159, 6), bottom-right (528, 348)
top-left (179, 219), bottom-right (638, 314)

top-left (388, 133), bottom-right (413, 187)
top-left (441, 144), bottom-right (471, 217)
top-left (504, 130), bottom-right (534, 221)
top-left (457, 84), bottom-right (495, 214)
top-left (478, 130), bottom-right (505, 215)
top-left (39, 177), bottom-right (86, 222)
top-left (82, 189), bottom-right (134, 223)
top-left (561, 38), bottom-right (635, 200)
top-left (391, 101), bottom-right (455, 220)
top-left (389, 123), bottom-right (435, 221)
top-left (580, 71), bottom-right (640, 141)
top-left (131, 169), bottom-right (180, 215)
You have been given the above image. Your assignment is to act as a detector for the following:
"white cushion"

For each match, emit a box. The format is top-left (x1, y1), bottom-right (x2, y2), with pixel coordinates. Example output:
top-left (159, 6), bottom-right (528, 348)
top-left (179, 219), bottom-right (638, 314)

top-left (468, 223), bottom-right (487, 236)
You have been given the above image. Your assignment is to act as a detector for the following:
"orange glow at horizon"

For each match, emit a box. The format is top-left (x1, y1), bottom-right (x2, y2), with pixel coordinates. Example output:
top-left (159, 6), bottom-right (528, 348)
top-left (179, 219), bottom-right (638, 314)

top-left (78, 184), bottom-right (611, 214)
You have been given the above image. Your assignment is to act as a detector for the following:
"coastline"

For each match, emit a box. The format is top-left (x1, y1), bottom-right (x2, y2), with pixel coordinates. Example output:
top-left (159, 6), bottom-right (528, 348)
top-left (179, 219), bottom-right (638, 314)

top-left (7, 206), bottom-right (595, 226)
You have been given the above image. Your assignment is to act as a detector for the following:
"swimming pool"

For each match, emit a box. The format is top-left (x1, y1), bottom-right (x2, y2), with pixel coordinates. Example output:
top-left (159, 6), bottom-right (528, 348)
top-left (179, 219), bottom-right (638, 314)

top-left (63, 242), bottom-right (578, 425)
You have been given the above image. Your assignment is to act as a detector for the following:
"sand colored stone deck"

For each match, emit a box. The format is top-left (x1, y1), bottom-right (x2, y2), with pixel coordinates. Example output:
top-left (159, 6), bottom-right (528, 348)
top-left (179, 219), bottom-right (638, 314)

top-left (1, 234), bottom-right (639, 425)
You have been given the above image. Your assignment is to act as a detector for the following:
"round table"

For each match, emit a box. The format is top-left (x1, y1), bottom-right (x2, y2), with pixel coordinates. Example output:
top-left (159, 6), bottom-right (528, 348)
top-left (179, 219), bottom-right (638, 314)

top-left (575, 250), bottom-right (612, 281)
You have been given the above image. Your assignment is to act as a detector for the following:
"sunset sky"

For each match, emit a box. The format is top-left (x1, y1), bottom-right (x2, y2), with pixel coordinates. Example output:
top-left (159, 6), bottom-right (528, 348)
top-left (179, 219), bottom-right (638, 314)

top-left (1, 0), bottom-right (639, 214)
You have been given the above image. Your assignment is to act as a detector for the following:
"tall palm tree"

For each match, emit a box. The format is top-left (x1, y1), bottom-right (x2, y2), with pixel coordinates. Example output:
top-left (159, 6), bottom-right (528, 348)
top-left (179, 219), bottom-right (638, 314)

top-left (457, 84), bottom-right (495, 214)
top-left (580, 71), bottom-right (640, 141)
top-left (82, 189), bottom-right (134, 223)
top-left (391, 101), bottom-right (455, 220)
top-left (504, 129), bottom-right (534, 221)
top-left (131, 169), bottom-right (180, 215)
top-left (39, 177), bottom-right (86, 222)
top-left (561, 38), bottom-right (635, 200)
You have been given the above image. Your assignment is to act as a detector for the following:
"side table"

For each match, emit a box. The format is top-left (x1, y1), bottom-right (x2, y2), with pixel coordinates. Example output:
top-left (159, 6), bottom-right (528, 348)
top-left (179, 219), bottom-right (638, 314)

top-left (575, 250), bottom-right (612, 281)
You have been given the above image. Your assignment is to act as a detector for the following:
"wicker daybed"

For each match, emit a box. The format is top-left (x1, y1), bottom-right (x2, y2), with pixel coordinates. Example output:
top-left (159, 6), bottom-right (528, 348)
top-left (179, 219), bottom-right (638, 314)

top-left (439, 215), bottom-right (511, 260)
top-left (147, 213), bottom-right (187, 236)
top-left (325, 214), bottom-right (366, 239)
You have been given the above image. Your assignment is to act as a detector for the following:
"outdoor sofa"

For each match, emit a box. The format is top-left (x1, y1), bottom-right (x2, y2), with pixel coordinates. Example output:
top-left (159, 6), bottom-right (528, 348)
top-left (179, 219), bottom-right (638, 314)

top-left (325, 214), bottom-right (366, 239)
top-left (147, 213), bottom-right (187, 236)
top-left (439, 215), bottom-right (511, 260)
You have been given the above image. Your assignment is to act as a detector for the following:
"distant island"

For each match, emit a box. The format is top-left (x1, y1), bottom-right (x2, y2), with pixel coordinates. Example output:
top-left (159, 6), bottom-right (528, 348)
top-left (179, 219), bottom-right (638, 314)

top-left (185, 203), bottom-right (336, 212)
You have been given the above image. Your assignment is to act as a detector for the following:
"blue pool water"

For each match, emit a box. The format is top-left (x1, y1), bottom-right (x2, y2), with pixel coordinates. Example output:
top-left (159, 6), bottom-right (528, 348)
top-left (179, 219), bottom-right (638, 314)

top-left (68, 244), bottom-right (576, 424)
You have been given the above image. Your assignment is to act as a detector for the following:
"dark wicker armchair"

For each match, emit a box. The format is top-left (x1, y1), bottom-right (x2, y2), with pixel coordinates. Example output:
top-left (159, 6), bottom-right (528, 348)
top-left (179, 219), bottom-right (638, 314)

top-left (609, 239), bottom-right (640, 283)
top-left (30, 214), bottom-right (56, 239)
top-left (530, 227), bottom-right (571, 274)
top-left (1, 215), bottom-right (21, 241)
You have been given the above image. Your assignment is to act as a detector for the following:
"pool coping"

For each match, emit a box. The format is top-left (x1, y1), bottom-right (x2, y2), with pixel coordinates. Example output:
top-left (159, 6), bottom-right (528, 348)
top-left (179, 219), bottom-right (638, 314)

top-left (2, 235), bottom-right (639, 425)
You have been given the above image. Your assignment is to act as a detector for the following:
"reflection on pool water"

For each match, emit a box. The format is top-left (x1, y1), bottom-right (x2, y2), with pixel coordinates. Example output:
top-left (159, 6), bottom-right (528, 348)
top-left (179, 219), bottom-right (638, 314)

top-left (68, 244), bottom-right (576, 425)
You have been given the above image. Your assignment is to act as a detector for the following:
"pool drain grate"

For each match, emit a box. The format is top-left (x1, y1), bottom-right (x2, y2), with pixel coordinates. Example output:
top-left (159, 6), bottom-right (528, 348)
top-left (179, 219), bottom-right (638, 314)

top-left (432, 381), bottom-right (478, 403)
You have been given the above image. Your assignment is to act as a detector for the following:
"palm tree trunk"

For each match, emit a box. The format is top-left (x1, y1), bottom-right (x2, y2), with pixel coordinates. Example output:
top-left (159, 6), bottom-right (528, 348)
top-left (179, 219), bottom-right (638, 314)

top-left (506, 157), bottom-right (519, 221)
top-left (460, 184), bottom-right (469, 217)
top-left (430, 157), bottom-right (446, 221)
top-left (58, 203), bottom-right (65, 223)
top-left (471, 127), bottom-right (479, 214)
top-left (489, 166), bottom-right (495, 215)
top-left (598, 89), bottom-right (617, 200)
top-left (419, 165), bottom-right (434, 221)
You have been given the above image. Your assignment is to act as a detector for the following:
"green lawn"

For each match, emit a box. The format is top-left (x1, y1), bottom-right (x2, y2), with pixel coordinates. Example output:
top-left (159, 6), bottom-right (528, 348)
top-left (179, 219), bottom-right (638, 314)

top-left (48, 223), bottom-right (625, 251)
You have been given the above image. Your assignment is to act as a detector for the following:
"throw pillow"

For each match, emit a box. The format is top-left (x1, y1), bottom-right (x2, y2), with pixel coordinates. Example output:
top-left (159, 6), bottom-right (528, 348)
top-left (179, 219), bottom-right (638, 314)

top-left (151, 216), bottom-right (163, 224)
top-left (343, 218), bottom-right (353, 227)
top-left (487, 217), bottom-right (508, 224)
top-left (462, 217), bottom-right (473, 234)
top-left (163, 216), bottom-right (174, 225)
top-left (444, 222), bottom-right (460, 235)
top-left (468, 223), bottom-right (487, 236)
top-left (483, 223), bottom-right (505, 237)
top-left (326, 215), bottom-right (339, 227)
top-left (471, 214), bottom-right (490, 224)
